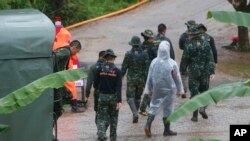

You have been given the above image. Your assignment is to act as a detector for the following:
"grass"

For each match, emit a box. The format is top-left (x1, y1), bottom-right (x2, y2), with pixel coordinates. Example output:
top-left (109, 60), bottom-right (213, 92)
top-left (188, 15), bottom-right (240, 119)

top-left (0, 0), bottom-right (140, 26)
top-left (82, 0), bottom-right (139, 19)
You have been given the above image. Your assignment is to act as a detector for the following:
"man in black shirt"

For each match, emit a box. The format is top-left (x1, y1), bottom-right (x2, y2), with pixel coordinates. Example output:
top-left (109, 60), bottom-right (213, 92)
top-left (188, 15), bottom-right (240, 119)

top-left (94, 49), bottom-right (122, 141)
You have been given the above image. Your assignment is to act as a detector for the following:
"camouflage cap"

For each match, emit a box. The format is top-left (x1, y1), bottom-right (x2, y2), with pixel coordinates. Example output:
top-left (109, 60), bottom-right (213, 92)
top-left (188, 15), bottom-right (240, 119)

top-left (104, 49), bottom-right (117, 58)
top-left (129, 36), bottom-right (141, 46)
top-left (187, 24), bottom-right (202, 35)
top-left (198, 23), bottom-right (207, 32)
top-left (141, 29), bottom-right (154, 38)
top-left (185, 20), bottom-right (196, 27)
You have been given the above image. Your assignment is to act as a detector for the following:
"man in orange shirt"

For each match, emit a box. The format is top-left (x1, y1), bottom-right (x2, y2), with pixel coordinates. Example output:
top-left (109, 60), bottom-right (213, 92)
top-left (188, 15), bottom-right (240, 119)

top-left (52, 16), bottom-right (84, 113)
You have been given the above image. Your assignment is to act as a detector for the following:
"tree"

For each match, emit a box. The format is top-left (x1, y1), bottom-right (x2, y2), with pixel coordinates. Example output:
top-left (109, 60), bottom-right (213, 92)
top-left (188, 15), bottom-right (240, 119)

top-left (227, 0), bottom-right (250, 51)
top-left (55, 0), bottom-right (65, 16)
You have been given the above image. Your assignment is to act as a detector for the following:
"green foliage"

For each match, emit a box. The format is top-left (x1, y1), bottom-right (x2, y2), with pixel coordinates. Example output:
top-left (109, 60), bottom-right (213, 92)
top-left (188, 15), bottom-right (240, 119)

top-left (0, 124), bottom-right (9, 133)
top-left (0, 0), bottom-right (139, 26)
top-left (208, 11), bottom-right (250, 51)
top-left (207, 11), bottom-right (250, 27)
top-left (167, 80), bottom-right (250, 122)
top-left (0, 68), bottom-right (87, 132)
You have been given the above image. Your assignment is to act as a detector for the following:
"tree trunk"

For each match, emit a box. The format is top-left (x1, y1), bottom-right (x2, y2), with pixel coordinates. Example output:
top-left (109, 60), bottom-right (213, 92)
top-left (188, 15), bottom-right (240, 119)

top-left (238, 26), bottom-right (250, 51)
top-left (227, 0), bottom-right (250, 51)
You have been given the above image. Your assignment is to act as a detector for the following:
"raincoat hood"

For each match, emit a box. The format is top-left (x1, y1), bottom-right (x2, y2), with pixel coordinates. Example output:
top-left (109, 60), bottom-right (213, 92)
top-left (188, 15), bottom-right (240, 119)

top-left (157, 41), bottom-right (170, 60)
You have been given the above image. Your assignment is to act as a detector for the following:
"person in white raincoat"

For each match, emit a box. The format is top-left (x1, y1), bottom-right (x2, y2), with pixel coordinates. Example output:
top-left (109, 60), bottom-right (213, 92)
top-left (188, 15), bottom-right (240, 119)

top-left (144, 41), bottom-right (184, 137)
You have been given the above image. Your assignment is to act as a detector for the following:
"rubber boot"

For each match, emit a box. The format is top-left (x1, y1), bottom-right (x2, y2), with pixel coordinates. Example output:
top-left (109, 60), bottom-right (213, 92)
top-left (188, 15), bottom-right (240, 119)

top-left (71, 99), bottom-right (84, 113)
top-left (191, 109), bottom-right (198, 122)
top-left (128, 99), bottom-right (139, 123)
top-left (144, 114), bottom-right (155, 137)
top-left (199, 106), bottom-right (208, 119)
top-left (163, 117), bottom-right (177, 136)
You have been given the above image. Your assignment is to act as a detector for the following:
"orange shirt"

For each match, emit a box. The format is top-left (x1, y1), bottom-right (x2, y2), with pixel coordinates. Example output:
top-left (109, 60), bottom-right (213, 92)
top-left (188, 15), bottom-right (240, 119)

top-left (53, 27), bottom-right (72, 50)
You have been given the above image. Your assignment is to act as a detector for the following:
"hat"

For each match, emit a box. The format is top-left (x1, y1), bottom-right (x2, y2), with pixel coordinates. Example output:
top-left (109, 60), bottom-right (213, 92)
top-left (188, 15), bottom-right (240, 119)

top-left (54, 16), bottom-right (62, 26)
top-left (141, 29), bottom-right (154, 38)
top-left (198, 23), bottom-right (207, 32)
top-left (185, 20), bottom-right (196, 27)
top-left (104, 49), bottom-right (117, 58)
top-left (187, 24), bottom-right (202, 35)
top-left (129, 36), bottom-right (141, 46)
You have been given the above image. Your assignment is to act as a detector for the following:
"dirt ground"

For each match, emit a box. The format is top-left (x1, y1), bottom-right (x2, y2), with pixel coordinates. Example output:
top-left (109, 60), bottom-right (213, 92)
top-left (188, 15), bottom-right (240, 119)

top-left (57, 0), bottom-right (250, 141)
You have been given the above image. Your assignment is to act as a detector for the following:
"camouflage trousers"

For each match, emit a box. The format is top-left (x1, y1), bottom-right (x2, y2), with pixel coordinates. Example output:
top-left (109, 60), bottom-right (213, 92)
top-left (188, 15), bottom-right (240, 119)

top-left (94, 89), bottom-right (100, 126)
top-left (189, 75), bottom-right (210, 98)
top-left (127, 81), bottom-right (144, 116)
top-left (97, 94), bottom-right (119, 141)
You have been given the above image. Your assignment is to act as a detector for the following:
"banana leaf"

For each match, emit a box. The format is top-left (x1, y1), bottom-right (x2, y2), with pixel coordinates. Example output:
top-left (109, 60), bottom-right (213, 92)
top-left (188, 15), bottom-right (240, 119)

top-left (207, 11), bottom-right (250, 27)
top-left (168, 80), bottom-right (250, 122)
top-left (0, 68), bottom-right (87, 115)
top-left (0, 124), bottom-right (9, 132)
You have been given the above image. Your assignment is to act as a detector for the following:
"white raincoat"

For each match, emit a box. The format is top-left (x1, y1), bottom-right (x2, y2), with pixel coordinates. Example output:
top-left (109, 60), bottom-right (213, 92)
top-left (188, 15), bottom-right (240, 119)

top-left (145, 41), bottom-right (184, 117)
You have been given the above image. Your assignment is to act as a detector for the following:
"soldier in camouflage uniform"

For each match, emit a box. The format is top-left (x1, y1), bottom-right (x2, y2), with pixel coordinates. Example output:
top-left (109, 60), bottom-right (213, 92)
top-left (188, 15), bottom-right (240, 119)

top-left (139, 30), bottom-right (156, 116)
top-left (198, 23), bottom-right (218, 119)
top-left (94, 49), bottom-right (122, 141)
top-left (52, 40), bottom-right (82, 141)
top-left (179, 20), bottom-right (196, 96)
top-left (141, 29), bottom-right (157, 62)
top-left (121, 36), bottom-right (149, 123)
top-left (180, 25), bottom-right (215, 122)
top-left (85, 50), bottom-right (106, 127)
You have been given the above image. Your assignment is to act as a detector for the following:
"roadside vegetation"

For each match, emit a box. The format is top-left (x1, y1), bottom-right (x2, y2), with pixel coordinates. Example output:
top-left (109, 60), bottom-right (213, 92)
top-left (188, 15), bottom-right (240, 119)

top-left (0, 0), bottom-right (139, 26)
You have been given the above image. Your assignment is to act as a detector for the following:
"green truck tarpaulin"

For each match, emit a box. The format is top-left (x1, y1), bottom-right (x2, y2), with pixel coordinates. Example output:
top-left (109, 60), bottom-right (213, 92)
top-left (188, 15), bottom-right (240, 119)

top-left (0, 9), bottom-right (55, 141)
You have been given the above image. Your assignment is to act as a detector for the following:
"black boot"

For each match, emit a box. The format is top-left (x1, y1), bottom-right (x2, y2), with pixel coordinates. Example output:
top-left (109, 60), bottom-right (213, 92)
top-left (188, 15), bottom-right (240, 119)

top-left (71, 99), bottom-right (84, 113)
top-left (163, 117), bottom-right (177, 136)
top-left (133, 116), bottom-right (138, 123)
top-left (144, 114), bottom-right (154, 137)
top-left (199, 107), bottom-right (208, 119)
top-left (191, 109), bottom-right (198, 122)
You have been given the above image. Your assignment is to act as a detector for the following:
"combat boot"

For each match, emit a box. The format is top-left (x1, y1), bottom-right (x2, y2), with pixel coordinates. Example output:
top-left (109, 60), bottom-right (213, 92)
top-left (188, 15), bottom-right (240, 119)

top-left (163, 117), bottom-right (177, 136)
top-left (191, 109), bottom-right (198, 122)
top-left (144, 114), bottom-right (155, 137)
top-left (71, 99), bottom-right (84, 113)
top-left (133, 116), bottom-right (138, 123)
top-left (199, 107), bottom-right (208, 119)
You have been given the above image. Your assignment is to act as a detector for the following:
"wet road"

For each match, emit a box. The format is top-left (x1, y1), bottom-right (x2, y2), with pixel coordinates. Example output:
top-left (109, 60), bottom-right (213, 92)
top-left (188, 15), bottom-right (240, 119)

top-left (57, 0), bottom-right (250, 141)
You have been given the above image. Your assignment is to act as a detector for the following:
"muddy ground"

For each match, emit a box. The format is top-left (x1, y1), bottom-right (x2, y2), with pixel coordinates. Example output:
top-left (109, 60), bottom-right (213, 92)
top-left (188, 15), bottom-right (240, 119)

top-left (57, 0), bottom-right (250, 141)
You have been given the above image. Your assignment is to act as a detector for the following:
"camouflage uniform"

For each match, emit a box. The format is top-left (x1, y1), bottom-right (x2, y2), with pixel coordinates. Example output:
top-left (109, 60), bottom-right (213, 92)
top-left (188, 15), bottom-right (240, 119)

top-left (122, 36), bottom-right (149, 122)
top-left (180, 25), bottom-right (215, 122)
top-left (85, 59), bottom-right (105, 125)
top-left (179, 20), bottom-right (197, 94)
top-left (139, 30), bottom-right (156, 115)
top-left (52, 46), bottom-right (71, 120)
top-left (94, 49), bottom-right (122, 141)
